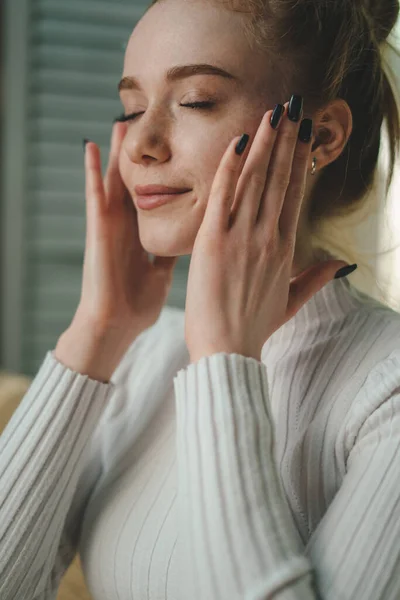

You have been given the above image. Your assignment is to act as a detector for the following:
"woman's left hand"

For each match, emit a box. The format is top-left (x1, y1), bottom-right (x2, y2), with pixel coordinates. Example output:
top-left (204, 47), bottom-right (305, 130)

top-left (185, 99), bottom-right (349, 364)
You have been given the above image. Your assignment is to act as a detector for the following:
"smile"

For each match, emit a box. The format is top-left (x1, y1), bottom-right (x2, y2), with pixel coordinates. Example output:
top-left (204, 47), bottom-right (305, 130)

top-left (136, 190), bottom-right (190, 210)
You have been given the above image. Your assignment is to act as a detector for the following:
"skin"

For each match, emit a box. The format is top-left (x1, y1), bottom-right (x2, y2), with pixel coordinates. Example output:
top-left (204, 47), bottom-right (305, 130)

top-left (118, 0), bottom-right (353, 278)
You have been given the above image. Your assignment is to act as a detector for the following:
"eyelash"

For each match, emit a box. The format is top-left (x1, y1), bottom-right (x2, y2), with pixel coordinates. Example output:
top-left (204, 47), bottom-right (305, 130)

top-left (114, 101), bottom-right (215, 122)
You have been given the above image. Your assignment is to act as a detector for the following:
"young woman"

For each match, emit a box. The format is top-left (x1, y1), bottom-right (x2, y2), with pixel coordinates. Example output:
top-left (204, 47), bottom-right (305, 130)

top-left (1, 0), bottom-right (400, 598)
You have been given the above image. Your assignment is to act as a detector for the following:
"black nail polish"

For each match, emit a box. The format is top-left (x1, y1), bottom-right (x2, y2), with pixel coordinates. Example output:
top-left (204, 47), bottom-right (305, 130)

top-left (311, 140), bottom-right (320, 153)
top-left (334, 264), bottom-right (358, 279)
top-left (270, 104), bottom-right (284, 129)
top-left (288, 95), bottom-right (303, 122)
top-left (83, 138), bottom-right (90, 152)
top-left (298, 119), bottom-right (313, 143)
top-left (235, 133), bottom-right (250, 155)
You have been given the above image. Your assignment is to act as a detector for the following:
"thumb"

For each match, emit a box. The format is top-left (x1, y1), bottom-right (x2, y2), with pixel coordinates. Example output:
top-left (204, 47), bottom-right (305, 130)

top-left (286, 261), bottom-right (351, 319)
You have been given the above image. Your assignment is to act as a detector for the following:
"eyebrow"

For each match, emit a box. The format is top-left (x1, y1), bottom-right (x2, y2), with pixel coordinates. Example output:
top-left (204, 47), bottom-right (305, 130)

top-left (118, 63), bottom-right (238, 92)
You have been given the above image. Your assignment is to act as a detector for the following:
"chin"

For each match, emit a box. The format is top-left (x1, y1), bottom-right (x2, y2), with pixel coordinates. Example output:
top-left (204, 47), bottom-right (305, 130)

top-left (138, 221), bottom-right (194, 257)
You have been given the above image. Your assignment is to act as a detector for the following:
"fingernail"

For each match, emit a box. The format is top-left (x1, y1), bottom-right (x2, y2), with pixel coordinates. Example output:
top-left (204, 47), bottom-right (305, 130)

top-left (83, 138), bottom-right (90, 152)
top-left (270, 104), bottom-right (285, 129)
top-left (334, 264), bottom-right (358, 279)
top-left (311, 140), bottom-right (320, 152)
top-left (298, 118), bottom-right (313, 143)
top-left (235, 133), bottom-right (250, 155)
top-left (288, 94), bottom-right (303, 122)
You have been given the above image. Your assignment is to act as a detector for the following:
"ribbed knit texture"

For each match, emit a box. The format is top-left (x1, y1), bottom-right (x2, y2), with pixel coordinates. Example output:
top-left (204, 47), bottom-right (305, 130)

top-left (1, 275), bottom-right (400, 599)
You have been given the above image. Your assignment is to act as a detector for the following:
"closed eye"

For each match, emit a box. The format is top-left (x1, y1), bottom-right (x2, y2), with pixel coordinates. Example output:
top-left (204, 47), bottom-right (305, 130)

top-left (114, 101), bottom-right (215, 123)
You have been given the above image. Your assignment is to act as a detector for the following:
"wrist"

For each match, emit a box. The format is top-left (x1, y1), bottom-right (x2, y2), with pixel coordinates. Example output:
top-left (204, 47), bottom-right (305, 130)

top-left (55, 317), bottom-right (139, 383)
top-left (189, 346), bottom-right (261, 364)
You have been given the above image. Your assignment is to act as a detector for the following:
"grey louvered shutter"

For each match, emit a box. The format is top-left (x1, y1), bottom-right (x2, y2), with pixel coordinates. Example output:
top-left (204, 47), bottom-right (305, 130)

top-left (1, 0), bottom-right (190, 376)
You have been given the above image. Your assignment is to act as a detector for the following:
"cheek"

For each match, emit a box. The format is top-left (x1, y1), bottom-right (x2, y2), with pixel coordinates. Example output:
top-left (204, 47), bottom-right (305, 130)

top-left (200, 138), bottom-right (235, 186)
top-left (118, 151), bottom-right (131, 190)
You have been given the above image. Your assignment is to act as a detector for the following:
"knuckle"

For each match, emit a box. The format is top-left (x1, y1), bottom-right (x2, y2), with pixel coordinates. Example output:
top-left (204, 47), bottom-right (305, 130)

top-left (215, 183), bottom-right (233, 205)
top-left (289, 181), bottom-right (305, 199)
top-left (280, 126), bottom-right (298, 143)
top-left (261, 126), bottom-right (275, 146)
top-left (224, 161), bottom-right (238, 176)
top-left (248, 169), bottom-right (266, 188)
top-left (91, 180), bottom-right (103, 199)
top-left (293, 145), bottom-right (309, 164)
top-left (285, 232), bottom-right (296, 250)
top-left (263, 239), bottom-right (276, 256)
top-left (243, 227), bottom-right (256, 247)
top-left (260, 227), bottom-right (278, 250)
top-left (272, 171), bottom-right (290, 191)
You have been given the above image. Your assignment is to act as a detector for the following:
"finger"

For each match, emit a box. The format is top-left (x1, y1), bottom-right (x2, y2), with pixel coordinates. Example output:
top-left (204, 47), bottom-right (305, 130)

top-left (257, 98), bottom-right (302, 230)
top-left (104, 121), bottom-right (129, 207)
top-left (286, 259), bottom-right (348, 319)
top-left (232, 107), bottom-right (282, 226)
top-left (84, 141), bottom-right (107, 233)
top-left (279, 118), bottom-right (313, 240)
top-left (204, 133), bottom-right (250, 232)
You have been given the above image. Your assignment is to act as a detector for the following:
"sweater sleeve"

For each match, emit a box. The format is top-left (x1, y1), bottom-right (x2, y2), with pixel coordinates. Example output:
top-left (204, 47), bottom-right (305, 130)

top-left (173, 351), bottom-right (400, 600)
top-left (0, 350), bottom-right (114, 600)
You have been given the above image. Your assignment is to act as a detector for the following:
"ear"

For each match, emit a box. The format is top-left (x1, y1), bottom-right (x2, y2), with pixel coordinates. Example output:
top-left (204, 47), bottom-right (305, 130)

top-left (311, 99), bottom-right (353, 170)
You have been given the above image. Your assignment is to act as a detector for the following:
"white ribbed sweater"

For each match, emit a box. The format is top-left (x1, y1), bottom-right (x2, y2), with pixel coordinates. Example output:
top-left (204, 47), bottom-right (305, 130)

top-left (1, 276), bottom-right (400, 600)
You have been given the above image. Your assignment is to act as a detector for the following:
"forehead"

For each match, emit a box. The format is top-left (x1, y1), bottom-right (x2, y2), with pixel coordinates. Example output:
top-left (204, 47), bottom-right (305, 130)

top-left (123, 0), bottom-right (259, 82)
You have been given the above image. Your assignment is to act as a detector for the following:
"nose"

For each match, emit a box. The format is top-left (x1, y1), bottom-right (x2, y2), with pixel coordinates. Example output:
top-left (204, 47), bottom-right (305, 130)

top-left (123, 112), bottom-right (172, 166)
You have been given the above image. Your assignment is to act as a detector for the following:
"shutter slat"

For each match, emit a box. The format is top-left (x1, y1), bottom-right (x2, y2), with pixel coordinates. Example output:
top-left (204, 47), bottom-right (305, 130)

top-left (33, 0), bottom-right (146, 24)
top-left (2, 0), bottom-right (190, 376)
top-left (31, 46), bottom-right (123, 73)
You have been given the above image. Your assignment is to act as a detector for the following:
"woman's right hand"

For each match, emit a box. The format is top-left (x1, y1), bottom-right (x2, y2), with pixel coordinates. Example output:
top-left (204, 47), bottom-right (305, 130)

top-left (73, 121), bottom-right (179, 341)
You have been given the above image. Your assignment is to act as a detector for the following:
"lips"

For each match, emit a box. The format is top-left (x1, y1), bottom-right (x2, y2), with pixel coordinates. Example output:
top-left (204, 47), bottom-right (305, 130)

top-left (135, 190), bottom-right (190, 210)
top-left (134, 185), bottom-right (191, 196)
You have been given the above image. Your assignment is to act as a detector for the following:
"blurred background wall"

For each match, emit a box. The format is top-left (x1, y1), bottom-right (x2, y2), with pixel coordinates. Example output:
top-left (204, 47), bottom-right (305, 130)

top-left (1, 0), bottom-right (400, 378)
top-left (0, 0), bottom-right (190, 377)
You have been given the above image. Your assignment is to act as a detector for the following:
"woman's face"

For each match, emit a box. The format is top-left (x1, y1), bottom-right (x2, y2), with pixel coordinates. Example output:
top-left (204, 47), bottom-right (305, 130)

top-left (119, 0), bottom-right (285, 257)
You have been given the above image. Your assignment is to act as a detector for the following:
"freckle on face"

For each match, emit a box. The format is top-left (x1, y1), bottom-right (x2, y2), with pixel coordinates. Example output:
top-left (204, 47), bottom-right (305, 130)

top-left (120, 0), bottom-right (276, 259)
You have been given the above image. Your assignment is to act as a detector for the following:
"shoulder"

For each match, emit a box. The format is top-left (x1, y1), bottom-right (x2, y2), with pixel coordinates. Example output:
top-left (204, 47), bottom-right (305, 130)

top-left (343, 292), bottom-right (400, 398)
top-left (306, 296), bottom-right (400, 452)
top-left (344, 346), bottom-right (400, 452)
top-left (324, 278), bottom-right (400, 371)
top-left (343, 297), bottom-right (400, 364)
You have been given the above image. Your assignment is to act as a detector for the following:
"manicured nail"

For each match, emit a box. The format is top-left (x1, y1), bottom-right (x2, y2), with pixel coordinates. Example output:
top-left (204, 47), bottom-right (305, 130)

top-left (83, 138), bottom-right (90, 152)
top-left (334, 264), bottom-right (358, 279)
top-left (235, 133), bottom-right (250, 155)
top-left (311, 140), bottom-right (320, 152)
top-left (288, 94), bottom-right (303, 122)
top-left (298, 118), bottom-right (313, 143)
top-left (270, 104), bottom-right (285, 129)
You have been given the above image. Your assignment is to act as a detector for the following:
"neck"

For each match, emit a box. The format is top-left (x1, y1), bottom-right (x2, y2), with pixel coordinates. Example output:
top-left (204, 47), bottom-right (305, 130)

top-left (291, 244), bottom-right (318, 278)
